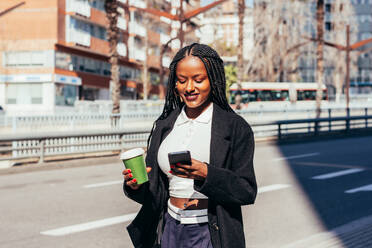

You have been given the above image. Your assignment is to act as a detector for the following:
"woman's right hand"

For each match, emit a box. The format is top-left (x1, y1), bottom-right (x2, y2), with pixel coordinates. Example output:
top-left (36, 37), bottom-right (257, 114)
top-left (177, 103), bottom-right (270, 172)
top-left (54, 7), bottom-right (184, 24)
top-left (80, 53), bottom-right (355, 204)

top-left (123, 167), bottom-right (152, 190)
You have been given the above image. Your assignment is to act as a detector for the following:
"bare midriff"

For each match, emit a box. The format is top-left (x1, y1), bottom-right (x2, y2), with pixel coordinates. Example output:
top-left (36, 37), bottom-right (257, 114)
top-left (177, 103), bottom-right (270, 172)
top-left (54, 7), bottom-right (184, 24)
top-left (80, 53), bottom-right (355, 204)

top-left (170, 197), bottom-right (208, 210)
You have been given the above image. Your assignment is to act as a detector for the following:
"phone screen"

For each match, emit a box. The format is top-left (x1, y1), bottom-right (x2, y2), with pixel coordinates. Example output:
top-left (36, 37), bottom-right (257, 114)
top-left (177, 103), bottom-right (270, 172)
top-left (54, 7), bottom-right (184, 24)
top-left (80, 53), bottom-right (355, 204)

top-left (168, 150), bottom-right (191, 166)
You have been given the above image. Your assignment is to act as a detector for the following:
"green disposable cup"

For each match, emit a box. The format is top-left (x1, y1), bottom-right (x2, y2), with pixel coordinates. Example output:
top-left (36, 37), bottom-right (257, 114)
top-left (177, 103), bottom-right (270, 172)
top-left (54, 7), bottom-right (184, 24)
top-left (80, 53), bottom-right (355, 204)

top-left (120, 148), bottom-right (148, 185)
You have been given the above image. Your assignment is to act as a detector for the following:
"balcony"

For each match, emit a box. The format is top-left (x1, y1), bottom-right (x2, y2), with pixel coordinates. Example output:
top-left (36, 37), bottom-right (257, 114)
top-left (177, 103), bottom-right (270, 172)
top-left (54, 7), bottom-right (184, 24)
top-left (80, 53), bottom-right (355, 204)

top-left (160, 33), bottom-right (171, 45)
top-left (66, 0), bottom-right (91, 18)
top-left (162, 56), bottom-right (171, 67)
top-left (129, 22), bottom-right (146, 37)
top-left (129, 48), bottom-right (146, 61)
top-left (117, 42), bottom-right (127, 57)
top-left (128, 0), bottom-right (146, 8)
top-left (67, 29), bottom-right (91, 47)
top-left (118, 17), bottom-right (127, 30)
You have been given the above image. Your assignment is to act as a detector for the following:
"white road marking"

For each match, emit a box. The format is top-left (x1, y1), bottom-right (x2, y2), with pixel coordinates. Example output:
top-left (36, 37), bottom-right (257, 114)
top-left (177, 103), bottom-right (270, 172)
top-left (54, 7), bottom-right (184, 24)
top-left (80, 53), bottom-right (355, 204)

top-left (83, 180), bottom-right (122, 188)
top-left (42, 184), bottom-right (290, 236)
top-left (312, 168), bottom-right (364, 180)
top-left (40, 213), bottom-right (137, 236)
top-left (258, 184), bottom-right (291, 194)
top-left (345, 184), bottom-right (372, 194)
top-left (272, 152), bottom-right (320, 161)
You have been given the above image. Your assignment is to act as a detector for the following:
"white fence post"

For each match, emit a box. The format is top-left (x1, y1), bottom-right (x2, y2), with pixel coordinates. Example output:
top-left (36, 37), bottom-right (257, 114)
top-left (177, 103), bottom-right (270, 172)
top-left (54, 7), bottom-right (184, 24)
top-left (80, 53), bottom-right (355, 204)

top-left (39, 139), bottom-right (45, 164)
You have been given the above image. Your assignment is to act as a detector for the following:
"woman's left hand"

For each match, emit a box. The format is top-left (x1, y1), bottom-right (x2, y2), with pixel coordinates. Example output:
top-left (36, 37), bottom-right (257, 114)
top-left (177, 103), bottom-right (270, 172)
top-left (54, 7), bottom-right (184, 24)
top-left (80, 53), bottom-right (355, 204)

top-left (171, 158), bottom-right (208, 180)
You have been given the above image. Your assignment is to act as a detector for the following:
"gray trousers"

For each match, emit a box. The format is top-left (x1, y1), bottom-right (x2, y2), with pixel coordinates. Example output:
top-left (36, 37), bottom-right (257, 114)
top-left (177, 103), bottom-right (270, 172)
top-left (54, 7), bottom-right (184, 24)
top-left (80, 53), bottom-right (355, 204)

top-left (161, 212), bottom-right (213, 248)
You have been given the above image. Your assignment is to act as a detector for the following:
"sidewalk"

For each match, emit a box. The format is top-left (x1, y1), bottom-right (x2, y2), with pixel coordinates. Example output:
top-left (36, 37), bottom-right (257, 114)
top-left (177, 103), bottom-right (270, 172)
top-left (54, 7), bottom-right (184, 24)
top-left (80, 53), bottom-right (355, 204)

top-left (0, 154), bottom-right (120, 175)
top-left (282, 214), bottom-right (372, 248)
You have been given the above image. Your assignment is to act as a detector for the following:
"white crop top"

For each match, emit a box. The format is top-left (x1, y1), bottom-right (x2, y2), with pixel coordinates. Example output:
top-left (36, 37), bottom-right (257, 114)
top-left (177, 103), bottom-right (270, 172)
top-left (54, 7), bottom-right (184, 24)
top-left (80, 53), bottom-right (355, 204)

top-left (157, 104), bottom-right (212, 199)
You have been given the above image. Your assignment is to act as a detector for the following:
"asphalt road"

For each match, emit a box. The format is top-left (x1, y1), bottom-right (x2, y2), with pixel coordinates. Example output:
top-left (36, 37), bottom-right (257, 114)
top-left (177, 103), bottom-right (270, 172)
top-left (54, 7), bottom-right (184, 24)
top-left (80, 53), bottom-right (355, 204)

top-left (0, 135), bottom-right (372, 248)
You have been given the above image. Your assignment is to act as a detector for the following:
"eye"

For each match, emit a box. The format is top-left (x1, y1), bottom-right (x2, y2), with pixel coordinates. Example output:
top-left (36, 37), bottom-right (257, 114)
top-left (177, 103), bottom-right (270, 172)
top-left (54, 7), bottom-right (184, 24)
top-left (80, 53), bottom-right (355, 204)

top-left (195, 79), bottom-right (203, 83)
top-left (177, 77), bottom-right (186, 84)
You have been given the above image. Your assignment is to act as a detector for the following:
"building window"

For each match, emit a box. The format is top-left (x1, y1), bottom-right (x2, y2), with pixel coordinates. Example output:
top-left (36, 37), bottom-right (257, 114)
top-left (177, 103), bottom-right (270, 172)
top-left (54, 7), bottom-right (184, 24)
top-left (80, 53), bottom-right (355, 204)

top-left (55, 52), bottom-right (140, 81)
top-left (3, 51), bottom-right (52, 68)
top-left (6, 83), bottom-right (43, 104)
top-left (55, 83), bottom-right (78, 106)
top-left (361, 32), bottom-right (372, 40)
top-left (90, 24), bottom-right (107, 40)
top-left (69, 17), bottom-right (106, 41)
top-left (325, 22), bottom-right (332, 31)
top-left (150, 72), bottom-right (160, 85)
top-left (55, 52), bottom-right (73, 70)
top-left (90, 0), bottom-right (105, 11)
top-left (325, 3), bottom-right (331, 12)
top-left (149, 45), bottom-right (160, 56)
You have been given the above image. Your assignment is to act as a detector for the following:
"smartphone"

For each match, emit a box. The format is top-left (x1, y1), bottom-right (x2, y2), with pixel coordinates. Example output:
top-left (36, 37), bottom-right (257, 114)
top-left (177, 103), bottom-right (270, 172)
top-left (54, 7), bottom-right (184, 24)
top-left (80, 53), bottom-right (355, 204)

top-left (168, 150), bottom-right (191, 166)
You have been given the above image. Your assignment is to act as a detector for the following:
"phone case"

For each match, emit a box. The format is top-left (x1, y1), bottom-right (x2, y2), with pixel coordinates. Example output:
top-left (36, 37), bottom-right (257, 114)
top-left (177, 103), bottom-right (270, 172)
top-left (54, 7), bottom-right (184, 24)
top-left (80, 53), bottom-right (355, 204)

top-left (168, 150), bottom-right (191, 165)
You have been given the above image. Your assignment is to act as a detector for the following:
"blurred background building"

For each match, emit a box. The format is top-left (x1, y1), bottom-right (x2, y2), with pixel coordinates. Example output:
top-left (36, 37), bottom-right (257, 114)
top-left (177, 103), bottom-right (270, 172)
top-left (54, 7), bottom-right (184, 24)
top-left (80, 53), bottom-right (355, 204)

top-left (0, 0), bottom-right (371, 115)
top-left (198, 0), bottom-right (253, 63)
top-left (0, 0), bottom-right (200, 114)
top-left (303, 0), bottom-right (372, 95)
top-left (350, 0), bottom-right (372, 92)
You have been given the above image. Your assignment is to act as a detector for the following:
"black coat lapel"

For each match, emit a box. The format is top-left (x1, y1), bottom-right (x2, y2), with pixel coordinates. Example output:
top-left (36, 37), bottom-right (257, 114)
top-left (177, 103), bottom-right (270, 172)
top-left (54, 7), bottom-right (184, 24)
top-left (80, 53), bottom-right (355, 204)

top-left (210, 104), bottom-right (231, 168)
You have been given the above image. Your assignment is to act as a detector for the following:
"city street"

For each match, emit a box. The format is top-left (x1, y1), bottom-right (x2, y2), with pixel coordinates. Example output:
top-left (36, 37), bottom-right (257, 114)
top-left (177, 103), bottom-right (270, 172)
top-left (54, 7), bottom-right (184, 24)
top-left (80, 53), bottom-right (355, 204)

top-left (0, 135), bottom-right (372, 248)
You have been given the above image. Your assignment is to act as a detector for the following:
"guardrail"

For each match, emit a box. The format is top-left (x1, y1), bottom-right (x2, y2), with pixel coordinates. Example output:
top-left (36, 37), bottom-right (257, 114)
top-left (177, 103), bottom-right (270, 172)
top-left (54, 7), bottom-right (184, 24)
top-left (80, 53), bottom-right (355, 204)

top-left (0, 128), bottom-right (150, 165)
top-left (0, 107), bottom-right (371, 133)
top-left (0, 115), bottom-right (371, 166)
top-left (252, 114), bottom-right (372, 140)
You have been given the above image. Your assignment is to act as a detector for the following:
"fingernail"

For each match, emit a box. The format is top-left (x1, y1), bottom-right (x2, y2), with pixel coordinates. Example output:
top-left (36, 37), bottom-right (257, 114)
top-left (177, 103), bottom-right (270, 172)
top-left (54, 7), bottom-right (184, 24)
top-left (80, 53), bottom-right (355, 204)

top-left (129, 173), bottom-right (133, 178)
top-left (170, 165), bottom-right (175, 169)
top-left (133, 178), bottom-right (137, 183)
top-left (128, 169), bottom-right (131, 173)
top-left (169, 170), bottom-right (173, 173)
top-left (176, 163), bottom-right (181, 166)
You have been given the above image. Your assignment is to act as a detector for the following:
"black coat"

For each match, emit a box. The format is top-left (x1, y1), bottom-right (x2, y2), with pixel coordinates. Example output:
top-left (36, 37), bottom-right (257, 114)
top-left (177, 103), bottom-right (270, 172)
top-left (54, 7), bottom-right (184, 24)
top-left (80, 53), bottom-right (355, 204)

top-left (124, 103), bottom-right (257, 248)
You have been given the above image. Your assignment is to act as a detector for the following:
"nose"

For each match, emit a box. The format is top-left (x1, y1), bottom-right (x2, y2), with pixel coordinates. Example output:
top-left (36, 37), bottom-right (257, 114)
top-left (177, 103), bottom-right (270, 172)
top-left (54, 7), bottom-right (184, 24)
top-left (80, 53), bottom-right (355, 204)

top-left (185, 80), bottom-right (195, 93)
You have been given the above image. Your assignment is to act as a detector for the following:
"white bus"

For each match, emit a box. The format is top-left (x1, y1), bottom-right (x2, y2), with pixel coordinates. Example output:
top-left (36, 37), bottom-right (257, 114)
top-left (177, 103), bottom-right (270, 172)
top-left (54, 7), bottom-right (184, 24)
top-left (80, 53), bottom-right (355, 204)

top-left (229, 82), bottom-right (327, 106)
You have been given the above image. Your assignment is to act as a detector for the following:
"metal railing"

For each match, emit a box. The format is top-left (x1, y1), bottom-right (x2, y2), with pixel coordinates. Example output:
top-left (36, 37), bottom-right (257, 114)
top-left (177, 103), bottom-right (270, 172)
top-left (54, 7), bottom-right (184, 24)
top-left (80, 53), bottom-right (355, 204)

top-left (252, 114), bottom-right (372, 140)
top-left (1, 115), bottom-right (372, 165)
top-left (0, 128), bottom-right (150, 164)
top-left (1, 107), bottom-right (371, 133)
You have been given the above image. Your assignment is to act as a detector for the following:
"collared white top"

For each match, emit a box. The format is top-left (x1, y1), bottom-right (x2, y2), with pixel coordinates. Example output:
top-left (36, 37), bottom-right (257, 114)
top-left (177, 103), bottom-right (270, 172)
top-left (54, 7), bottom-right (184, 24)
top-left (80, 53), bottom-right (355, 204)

top-left (157, 104), bottom-right (213, 199)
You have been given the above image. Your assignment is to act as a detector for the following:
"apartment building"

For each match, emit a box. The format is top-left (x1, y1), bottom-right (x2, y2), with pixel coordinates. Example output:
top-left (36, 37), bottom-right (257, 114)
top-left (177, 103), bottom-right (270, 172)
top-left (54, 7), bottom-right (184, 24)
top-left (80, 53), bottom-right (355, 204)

top-left (197, 0), bottom-right (254, 63)
top-left (348, 0), bottom-right (372, 92)
top-left (298, 0), bottom-right (372, 94)
top-left (0, 0), bottom-right (177, 114)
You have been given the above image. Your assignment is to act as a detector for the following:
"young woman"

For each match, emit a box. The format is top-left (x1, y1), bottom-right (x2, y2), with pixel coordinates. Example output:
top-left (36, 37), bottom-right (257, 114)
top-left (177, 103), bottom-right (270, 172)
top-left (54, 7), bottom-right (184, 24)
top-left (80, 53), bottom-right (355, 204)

top-left (123, 43), bottom-right (257, 248)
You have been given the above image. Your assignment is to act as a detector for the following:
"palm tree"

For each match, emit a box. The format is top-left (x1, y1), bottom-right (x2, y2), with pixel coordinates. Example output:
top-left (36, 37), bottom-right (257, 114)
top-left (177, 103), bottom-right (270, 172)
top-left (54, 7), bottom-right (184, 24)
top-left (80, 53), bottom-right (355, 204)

top-left (237, 0), bottom-right (245, 110)
top-left (315, 0), bottom-right (324, 120)
top-left (104, 0), bottom-right (120, 127)
top-left (237, 0), bottom-right (245, 82)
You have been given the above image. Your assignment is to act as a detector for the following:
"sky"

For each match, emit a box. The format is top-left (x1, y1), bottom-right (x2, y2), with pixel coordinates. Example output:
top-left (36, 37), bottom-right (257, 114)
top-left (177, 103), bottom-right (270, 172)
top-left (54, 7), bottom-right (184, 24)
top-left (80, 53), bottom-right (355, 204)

top-left (201, 0), bottom-right (254, 8)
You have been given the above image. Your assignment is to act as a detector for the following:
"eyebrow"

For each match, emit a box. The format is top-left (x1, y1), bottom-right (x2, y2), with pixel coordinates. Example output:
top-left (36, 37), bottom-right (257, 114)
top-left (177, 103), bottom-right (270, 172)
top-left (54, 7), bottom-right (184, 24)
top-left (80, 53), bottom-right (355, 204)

top-left (177, 73), bottom-right (206, 78)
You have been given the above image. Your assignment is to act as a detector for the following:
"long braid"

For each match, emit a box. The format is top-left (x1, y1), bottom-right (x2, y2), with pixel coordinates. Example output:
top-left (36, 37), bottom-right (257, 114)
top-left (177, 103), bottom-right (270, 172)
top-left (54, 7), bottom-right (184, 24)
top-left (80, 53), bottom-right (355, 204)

top-left (147, 43), bottom-right (233, 149)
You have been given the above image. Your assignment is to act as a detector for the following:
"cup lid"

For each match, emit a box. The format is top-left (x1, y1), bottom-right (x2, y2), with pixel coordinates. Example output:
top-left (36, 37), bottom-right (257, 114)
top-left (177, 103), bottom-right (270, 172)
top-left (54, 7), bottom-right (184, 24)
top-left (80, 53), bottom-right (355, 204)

top-left (120, 148), bottom-right (144, 160)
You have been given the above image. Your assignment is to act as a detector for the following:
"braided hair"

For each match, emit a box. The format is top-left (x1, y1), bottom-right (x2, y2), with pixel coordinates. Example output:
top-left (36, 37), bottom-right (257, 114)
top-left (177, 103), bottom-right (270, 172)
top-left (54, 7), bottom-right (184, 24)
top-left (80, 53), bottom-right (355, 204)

top-left (147, 43), bottom-right (233, 148)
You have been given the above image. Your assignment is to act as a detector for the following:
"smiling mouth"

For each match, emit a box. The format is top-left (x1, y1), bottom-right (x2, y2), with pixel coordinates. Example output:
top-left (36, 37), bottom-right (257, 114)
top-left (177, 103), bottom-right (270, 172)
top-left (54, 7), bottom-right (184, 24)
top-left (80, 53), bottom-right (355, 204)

top-left (185, 94), bottom-right (199, 101)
